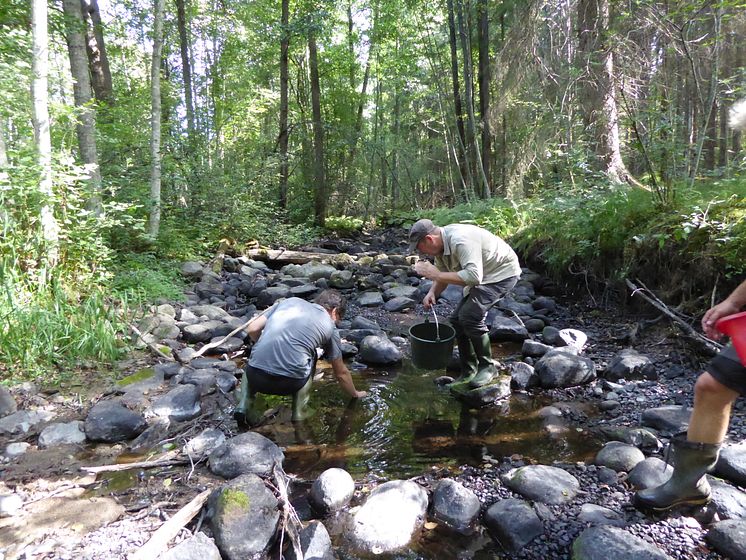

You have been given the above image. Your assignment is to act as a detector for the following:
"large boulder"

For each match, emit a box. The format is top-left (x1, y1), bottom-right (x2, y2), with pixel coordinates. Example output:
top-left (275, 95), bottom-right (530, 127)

top-left (84, 400), bottom-right (147, 443)
top-left (502, 465), bottom-right (579, 505)
top-left (209, 432), bottom-right (285, 479)
top-left (534, 349), bottom-right (596, 388)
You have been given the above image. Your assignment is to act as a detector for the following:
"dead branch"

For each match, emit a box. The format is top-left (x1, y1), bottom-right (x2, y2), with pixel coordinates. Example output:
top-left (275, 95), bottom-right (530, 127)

top-left (128, 489), bottom-right (211, 560)
top-left (625, 278), bottom-right (723, 352)
top-left (129, 323), bottom-right (174, 361)
top-left (81, 450), bottom-right (186, 473)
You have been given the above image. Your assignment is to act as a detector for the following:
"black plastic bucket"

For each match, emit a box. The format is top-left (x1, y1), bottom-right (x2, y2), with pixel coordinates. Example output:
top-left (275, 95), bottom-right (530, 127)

top-left (408, 320), bottom-right (456, 370)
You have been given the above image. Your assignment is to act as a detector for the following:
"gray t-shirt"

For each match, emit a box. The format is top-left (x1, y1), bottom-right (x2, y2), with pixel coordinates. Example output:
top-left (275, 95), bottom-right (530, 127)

top-left (248, 297), bottom-right (342, 379)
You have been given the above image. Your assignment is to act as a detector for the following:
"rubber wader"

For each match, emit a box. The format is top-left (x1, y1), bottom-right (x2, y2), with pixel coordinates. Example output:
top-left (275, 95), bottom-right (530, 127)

top-left (291, 375), bottom-right (314, 422)
top-left (233, 372), bottom-right (262, 427)
top-left (468, 333), bottom-right (496, 388)
top-left (451, 336), bottom-right (478, 385)
top-left (634, 434), bottom-right (721, 511)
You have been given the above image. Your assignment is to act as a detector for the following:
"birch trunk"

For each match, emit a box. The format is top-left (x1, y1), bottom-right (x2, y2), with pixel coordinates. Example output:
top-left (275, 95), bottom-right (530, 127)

top-left (148, 0), bottom-right (165, 237)
top-left (31, 0), bottom-right (59, 268)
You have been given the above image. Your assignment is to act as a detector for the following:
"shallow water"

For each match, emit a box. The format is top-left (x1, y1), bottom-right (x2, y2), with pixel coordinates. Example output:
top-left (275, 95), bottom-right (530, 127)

top-left (252, 352), bottom-right (600, 481)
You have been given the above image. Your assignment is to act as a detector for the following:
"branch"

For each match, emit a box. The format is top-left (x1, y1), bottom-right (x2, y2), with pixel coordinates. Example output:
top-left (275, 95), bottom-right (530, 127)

top-left (81, 450), bottom-right (185, 473)
top-left (128, 489), bottom-right (211, 560)
top-left (129, 323), bottom-right (174, 361)
top-left (625, 278), bottom-right (723, 352)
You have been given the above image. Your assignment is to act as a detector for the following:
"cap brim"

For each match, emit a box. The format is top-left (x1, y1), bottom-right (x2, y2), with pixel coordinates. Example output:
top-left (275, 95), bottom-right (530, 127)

top-left (409, 240), bottom-right (420, 253)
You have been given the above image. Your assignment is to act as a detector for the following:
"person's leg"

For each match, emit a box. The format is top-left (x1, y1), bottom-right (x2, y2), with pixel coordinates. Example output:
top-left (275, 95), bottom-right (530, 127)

top-left (687, 372), bottom-right (739, 443)
top-left (292, 375), bottom-right (314, 421)
top-left (635, 346), bottom-right (743, 510)
top-left (459, 278), bottom-right (518, 388)
top-left (234, 368), bottom-right (262, 427)
top-left (450, 302), bottom-right (478, 384)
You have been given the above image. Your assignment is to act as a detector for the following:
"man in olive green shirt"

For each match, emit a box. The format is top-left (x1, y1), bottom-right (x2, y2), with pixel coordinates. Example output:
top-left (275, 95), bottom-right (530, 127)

top-left (409, 219), bottom-right (521, 388)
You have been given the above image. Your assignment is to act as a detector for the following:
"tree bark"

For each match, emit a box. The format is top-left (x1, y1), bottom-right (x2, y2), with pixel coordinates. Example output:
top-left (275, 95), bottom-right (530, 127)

top-left (577, 0), bottom-right (629, 184)
top-left (80, 0), bottom-right (113, 104)
top-left (31, 0), bottom-right (59, 269)
top-left (456, 0), bottom-right (489, 197)
top-left (446, 0), bottom-right (469, 200)
top-left (278, 0), bottom-right (290, 209)
top-left (148, 0), bottom-right (165, 238)
top-left (176, 0), bottom-right (195, 138)
top-left (63, 0), bottom-right (102, 215)
top-left (309, 32), bottom-right (326, 226)
top-left (477, 0), bottom-right (491, 190)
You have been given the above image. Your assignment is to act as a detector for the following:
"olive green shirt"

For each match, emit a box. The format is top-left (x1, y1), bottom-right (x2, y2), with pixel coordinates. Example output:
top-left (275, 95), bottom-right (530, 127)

top-left (434, 224), bottom-right (521, 294)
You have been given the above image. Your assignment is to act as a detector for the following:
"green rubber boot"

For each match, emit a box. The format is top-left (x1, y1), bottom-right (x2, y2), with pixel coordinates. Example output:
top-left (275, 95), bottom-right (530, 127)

top-left (634, 434), bottom-right (721, 511)
top-left (291, 375), bottom-right (314, 422)
top-left (469, 333), bottom-right (496, 388)
top-left (449, 336), bottom-right (478, 387)
top-left (233, 372), bottom-right (263, 427)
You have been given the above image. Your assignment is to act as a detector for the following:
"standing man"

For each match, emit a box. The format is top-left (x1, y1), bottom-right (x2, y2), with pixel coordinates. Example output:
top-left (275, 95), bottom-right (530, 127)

top-left (233, 289), bottom-right (366, 426)
top-left (635, 279), bottom-right (746, 510)
top-left (409, 219), bottom-right (521, 388)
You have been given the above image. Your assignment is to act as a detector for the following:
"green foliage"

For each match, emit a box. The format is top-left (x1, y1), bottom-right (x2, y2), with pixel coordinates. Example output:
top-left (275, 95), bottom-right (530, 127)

top-left (324, 215), bottom-right (364, 234)
top-left (0, 273), bottom-right (126, 380)
top-left (110, 253), bottom-right (186, 305)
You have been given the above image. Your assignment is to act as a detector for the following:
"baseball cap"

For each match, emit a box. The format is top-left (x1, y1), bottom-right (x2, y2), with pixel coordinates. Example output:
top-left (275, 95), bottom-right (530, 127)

top-left (408, 219), bottom-right (438, 253)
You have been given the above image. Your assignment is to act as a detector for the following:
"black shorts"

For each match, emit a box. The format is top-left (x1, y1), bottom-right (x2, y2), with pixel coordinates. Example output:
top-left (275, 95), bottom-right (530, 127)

top-left (245, 365), bottom-right (310, 395)
top-left (708, 344), bottom-right (746, 395)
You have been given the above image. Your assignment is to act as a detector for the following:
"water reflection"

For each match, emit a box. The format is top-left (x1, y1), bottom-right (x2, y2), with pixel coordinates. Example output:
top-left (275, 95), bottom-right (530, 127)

top-left (252, 358), bottom-right (600, 480)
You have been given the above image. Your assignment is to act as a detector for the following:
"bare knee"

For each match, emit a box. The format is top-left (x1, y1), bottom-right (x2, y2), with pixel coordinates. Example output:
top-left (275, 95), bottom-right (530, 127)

top-left (694, 372), bottom-right (738, 403)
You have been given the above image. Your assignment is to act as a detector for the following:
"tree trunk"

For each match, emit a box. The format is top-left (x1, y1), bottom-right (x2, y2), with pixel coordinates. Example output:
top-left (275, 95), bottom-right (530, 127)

top-left (446, 0), bottom-right (469, 200)
top-left (703, 97), bottom-right (718, 171)
top-left (577, 0), bottom-right (629, 184)
top-left (148, 0), bottom-right (165, 238)
top-left (456, 0), bottom-right (489, 197)
top-left (477, 0), bottom-right (491, 190)
top-left (278, 0), bottom-right (290, 208)
top-left (80, 0), bottom-right (113, 104)
top-left (176, 0), bottom-right (195, 138)
top-left (31, 0), bottom-right (59, 269)
top-left (309, 32), bottom-right (326, 226)
top-left (63, 0), bottom-right (102, 215)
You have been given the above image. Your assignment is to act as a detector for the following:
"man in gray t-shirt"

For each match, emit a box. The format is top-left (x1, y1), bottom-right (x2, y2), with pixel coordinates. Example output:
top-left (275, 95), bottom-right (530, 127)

top-left (234, 290), bottom-right (366, 426)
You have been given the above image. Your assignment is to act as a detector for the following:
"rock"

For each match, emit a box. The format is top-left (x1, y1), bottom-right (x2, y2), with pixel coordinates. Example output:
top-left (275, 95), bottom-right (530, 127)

top-left (5, 442), bottom-right (30, 458)
top-left (450, 376), bottom-right (511, 407)
top-left (502, 465), bottom-right (579, 505)
top-left (181, 261), bottom-right (204, 279)
top-left (84, 400), bottom-right (147, 442)
top-left (572, 526), bottom-right (672, 559)
top-left (606, 349), bottom-right (657, 381)
top-left (0, 386), bottom-right (17, 417)
top-left (210, 474), bottom-right (280, 560)
top-left (383, 285), bottom-right (418, 301)
top-left (310, 468), bottom-right (355, 514)
top-left (640, 406), bottom-right (692, 434)
top-left (383, 296), bottom-right (416, 312)
top-left (709, 478), bottom-right (746, 519)
top-left (188, 305), bottom-right (229, 321)
top-left (541, 326), bottom-right (564, 345)
top-left (358, 335), bottom-right (402, 365)
top-left (151, 384), bottom-right (202, 422)
top-left (577, 504), bottom-right (625, 527)
top-left (483, 498), bottom-right (543, 551)
top-left (534, 349), bottom-right (596, 388)
top-left (0, 410), bottom-right (56, 436)
top-left (183, 428), bottom-right (226, 459)
top-left (159, 531), bottom-right (222, 560)
top-left (523, 318), bottom-right (545, 332)
top-left (357, 291), bottom-right (384, 306)
top-left (715, 441), bottom-right (746, 487)
top-left (595, 441), bottom-right (645, 472)
top-left (510, 362), bottom-right (539, 390)
top-left (431, 479), bottom-right (480, 534)
top-left (532, 296), bottom-right (556, 313)
top-left (558, 329), bottom-right (588, 352)
top-left (154, 362), bottom-right (189, 379)
top-left (627, 457), bottom-right (674, 490)
top-left (497, 296), bottom-right (534, 316)
top-left (0, 493), bottom-right (23, 517)
top-left (209, 432), bottom-right (285, 479)
top-left (37, 421), bottom-right (87, 448)
top-left (256, 285), bottom-right (291, 307)
top-left (285, 520), bottom-right (334, 560)
top-left (329, 269), bottom-right (355, 289)
top-left (181, 368), bottom-right (219, 395)
top-left (522, 339), bottom-right (553, 358)
top-left (488, 316), bottom-right (529, 343)
top-left (345, 480), bottom-right (428, 554)
top-left (351, 316), bottom-right (380, 330)
top-left (706, 518), bottom-right (746, 559)
top-left (182, 320), bottom-right (224, 344)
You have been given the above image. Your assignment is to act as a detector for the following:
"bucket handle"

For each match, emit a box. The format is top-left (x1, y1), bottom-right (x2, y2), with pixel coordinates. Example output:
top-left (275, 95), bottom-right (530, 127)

top-left (430, 305), bottom-right (441, 341)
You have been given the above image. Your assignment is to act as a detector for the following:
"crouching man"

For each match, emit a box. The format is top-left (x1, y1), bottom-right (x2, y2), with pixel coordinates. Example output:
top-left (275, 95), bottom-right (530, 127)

top-left (234, 289), bottom-right (367, 426)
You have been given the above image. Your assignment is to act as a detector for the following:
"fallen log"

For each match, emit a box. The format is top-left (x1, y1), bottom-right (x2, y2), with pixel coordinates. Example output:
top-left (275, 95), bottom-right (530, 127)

top-left (81, 450), bottom-right (185, 473)
top-left (129, 489), bottom-right (211, 560)
top-left (244, 248), bottom-right (347, 266)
